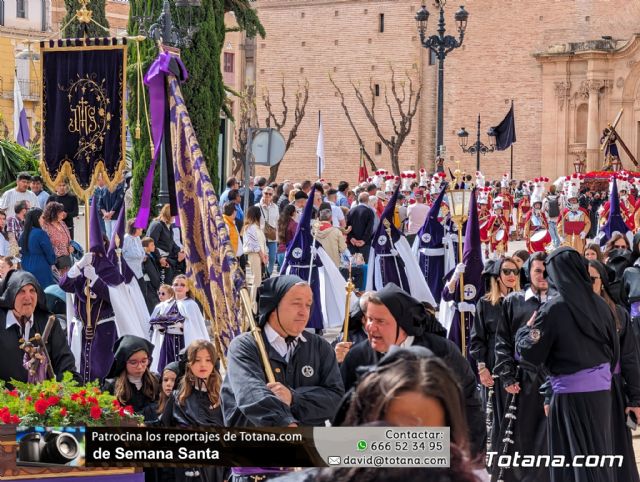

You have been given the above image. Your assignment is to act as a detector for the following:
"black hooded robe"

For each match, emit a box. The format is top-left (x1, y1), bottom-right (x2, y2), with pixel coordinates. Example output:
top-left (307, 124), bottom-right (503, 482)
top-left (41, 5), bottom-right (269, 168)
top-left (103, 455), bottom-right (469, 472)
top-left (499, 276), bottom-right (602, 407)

top-left (516, 248), bottom-right (618, 482)
top-left (0, 272), bottom-right (78, 386)
top-left (611, 306), bottom-right (640, 482)
top-left (162, 390), bottom-right (226, 482)
top-left (492, 290), bottom-right (549, 482)
top-left (470, 298), bottom-right (508, 459)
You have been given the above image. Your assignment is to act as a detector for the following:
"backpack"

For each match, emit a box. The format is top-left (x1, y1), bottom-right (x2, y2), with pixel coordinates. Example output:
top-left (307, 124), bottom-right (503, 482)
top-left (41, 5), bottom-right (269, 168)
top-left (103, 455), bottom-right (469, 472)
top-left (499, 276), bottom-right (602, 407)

top-left (547, 195), bottom-right (560, 218)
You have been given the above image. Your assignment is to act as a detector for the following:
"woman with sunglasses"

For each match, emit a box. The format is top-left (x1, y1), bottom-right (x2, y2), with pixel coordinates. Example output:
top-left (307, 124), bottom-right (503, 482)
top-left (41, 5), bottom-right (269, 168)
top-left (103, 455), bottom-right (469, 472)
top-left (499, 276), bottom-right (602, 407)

top-left (588, 260), bottom-right (640, 482)
top-left (149, 274), bottom-right (210, 374)
top-left (470, 257), bottom-right (519, 458)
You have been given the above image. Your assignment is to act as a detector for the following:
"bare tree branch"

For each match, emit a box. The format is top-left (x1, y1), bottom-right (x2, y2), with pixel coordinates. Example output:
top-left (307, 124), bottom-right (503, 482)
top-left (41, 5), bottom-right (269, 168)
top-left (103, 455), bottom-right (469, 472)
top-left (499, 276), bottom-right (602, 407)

top-left (262, 78), bottom-right (310, 183)
top-left (331, 66), bottom-right (422, 175)
top-left (329, 74), bottom-right (377, 172)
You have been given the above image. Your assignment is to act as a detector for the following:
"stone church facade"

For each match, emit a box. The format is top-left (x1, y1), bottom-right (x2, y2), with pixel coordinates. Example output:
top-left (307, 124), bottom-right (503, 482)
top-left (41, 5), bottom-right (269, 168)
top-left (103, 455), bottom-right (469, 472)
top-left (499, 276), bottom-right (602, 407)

top-left (252, 0), bottom-right (640, 184)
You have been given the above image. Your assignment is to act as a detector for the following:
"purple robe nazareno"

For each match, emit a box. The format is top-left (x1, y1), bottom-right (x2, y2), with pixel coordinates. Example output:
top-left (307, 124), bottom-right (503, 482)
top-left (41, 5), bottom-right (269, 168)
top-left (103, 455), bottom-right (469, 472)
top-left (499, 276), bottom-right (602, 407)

top-left (149, 301), bottom-right (185, 373)
top-left (59, 274), bottom-right (117, 383)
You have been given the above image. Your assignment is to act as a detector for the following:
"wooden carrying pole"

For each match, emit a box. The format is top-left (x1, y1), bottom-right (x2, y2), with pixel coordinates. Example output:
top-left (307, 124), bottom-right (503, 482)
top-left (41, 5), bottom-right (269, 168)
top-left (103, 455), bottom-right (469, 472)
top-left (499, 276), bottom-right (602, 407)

top-left (239, 288), bottom-right (275, 383)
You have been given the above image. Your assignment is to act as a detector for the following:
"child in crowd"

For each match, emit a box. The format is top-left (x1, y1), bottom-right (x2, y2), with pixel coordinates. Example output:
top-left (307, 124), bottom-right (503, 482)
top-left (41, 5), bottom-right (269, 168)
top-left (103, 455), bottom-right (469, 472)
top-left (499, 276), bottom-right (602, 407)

top-left (162, 339), bottom-right (225, 482)
top-left (103, 335), bottom-right (160, 423)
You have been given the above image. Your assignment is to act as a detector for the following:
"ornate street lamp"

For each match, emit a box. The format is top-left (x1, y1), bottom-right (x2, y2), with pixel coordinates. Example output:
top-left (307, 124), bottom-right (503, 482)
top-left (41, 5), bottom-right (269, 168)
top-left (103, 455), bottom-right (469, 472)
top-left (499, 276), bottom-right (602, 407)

top-left (573, 157), bottom-right (585, 174)
top-left (457, 114), bottom-right (495, 171)
top-left (415, 1), bottom-right (469, 172)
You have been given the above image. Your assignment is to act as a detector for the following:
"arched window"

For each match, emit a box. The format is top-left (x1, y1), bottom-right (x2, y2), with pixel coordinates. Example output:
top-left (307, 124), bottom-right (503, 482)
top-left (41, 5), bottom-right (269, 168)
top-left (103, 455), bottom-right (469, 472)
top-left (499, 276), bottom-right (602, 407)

top-left (16, 0), bottom-right (26, 19)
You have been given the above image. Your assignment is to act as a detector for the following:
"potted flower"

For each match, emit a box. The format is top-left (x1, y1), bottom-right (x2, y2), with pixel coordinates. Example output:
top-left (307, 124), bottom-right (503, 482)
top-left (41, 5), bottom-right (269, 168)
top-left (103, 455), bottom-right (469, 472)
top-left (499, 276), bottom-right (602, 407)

top-left (0, 372), bottom-right (143, 428)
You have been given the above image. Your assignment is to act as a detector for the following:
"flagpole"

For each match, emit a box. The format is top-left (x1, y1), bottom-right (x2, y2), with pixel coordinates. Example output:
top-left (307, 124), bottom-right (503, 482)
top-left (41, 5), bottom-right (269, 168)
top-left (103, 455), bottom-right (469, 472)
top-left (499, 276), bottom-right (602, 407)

top-left (317, 110), bottom-right (321, 178)
top-left (510, 99), bottom-right (514, 179)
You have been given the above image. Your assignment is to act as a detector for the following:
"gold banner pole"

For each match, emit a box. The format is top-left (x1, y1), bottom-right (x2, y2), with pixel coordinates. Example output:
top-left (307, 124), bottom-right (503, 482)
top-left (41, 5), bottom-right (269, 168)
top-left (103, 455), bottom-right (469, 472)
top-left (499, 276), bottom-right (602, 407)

top-left (342, 261), bottom-right (355, 343)
top-left (84, 194), bottom-right (93, 340)
top-left (239, 288), bottom-right (275, 383)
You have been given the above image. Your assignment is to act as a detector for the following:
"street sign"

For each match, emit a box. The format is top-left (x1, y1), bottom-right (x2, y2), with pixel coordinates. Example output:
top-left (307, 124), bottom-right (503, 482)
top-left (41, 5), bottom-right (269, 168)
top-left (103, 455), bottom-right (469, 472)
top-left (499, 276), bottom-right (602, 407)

top-left (251, 128), bottom-right (286, 166)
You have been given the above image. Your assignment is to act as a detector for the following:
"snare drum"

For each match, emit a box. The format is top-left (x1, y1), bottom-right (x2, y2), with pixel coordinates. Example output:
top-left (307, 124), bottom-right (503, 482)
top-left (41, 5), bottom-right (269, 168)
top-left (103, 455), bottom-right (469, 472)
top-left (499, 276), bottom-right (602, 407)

top-left (495, 229), bottom-right (505, 242)
top-left (529, 229), bottom-right (552, 253)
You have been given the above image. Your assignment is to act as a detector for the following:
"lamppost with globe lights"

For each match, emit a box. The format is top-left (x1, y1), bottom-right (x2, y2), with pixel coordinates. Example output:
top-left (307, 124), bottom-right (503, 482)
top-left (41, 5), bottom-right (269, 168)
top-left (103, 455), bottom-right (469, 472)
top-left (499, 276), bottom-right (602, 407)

top-left (457, 114), bottom-right (496, 172)
top-left (415, 1), bottom-right (469, 171)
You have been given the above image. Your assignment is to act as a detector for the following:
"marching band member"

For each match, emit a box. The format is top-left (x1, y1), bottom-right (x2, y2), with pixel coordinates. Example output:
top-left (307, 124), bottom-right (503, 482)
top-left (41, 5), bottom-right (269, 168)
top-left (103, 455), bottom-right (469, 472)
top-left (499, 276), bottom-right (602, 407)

top-left (516, 183), bottom-right (531, 241)
top-left (523, 178), bottom-right (550, 254)
top-left (487, 197), bottom-right (509, 258)
top-left (558, 173), bottom-right (590, 252)
top-left (499, 173), bottom-right (514, 236)
top-left (477, 188), bottom-right (492, 259)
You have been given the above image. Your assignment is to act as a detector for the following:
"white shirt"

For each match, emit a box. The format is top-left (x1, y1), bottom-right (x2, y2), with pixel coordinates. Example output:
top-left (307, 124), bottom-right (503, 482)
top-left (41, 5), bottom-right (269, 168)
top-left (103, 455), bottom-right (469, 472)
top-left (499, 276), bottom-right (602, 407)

top-left (329, 203), bottom-right (345, 227)
top-left (0, 189), bottom-right (38, 217)
top-left (525, 287), bottom-right (547, 303)
top-left (122, 234), bottom-right (146, 279)
top-left (264, 323), bottom-right (307, 361)
top-left (5, 311), bottom-right (33, 339)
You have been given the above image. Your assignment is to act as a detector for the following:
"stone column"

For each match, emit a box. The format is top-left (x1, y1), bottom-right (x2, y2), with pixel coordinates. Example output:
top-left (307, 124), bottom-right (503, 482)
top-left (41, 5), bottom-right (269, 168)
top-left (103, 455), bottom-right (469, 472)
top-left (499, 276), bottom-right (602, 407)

top-left (585, 79), bottom-right (605, 171)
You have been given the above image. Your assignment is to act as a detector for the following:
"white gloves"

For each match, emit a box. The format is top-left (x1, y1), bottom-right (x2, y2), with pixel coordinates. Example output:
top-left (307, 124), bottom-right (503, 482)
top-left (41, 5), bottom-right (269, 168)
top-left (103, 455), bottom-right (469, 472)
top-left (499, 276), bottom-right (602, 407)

top-left (458, 302), bottom-right (476, 314)
top-left (455, 263), bottom-right (466, 275)
top-left (76, 253), bottom-right (94, 269)
top-left (83, 265), bottom-right (98, 283)
top-left (580, 232), bottom-right (586, 240)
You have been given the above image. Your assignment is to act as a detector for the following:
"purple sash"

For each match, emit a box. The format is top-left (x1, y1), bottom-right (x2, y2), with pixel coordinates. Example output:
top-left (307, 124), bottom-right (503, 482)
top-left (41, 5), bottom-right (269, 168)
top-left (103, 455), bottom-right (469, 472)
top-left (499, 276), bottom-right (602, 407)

top-left (550, 362), bottom-right (611, 394)
top-left (613, 361), bottom-right (621, 375)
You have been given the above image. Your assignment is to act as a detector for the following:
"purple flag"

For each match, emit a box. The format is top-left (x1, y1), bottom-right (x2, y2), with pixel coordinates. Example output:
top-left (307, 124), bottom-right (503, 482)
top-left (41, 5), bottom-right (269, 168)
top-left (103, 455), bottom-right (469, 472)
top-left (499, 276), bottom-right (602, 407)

top-left (600, 176), bottom-right (629, 246)
top-left (167, 69), bottom-right (244, 355)
top-left (416, 184), bottom-right (447, 304)
top-left (280, 186), bottom-right (325, 329)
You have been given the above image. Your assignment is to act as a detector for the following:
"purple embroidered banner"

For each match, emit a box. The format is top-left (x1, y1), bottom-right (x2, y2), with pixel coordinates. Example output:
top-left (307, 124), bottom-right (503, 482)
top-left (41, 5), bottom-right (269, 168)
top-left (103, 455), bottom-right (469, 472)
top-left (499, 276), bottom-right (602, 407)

top-left (166, 71), bottom-right (244, 354)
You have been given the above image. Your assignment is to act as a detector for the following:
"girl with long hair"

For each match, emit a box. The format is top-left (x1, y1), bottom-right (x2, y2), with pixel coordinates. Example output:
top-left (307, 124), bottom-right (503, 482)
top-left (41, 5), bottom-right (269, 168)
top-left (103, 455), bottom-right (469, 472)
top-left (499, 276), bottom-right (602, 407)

top-left (470, 257), bottom-right (519, 456)
top-left (583, 242), bottom-right (604, 262)
top-left (149, 274), bottom-right (209, 374)
top-left (162, 340), bottom-right (225, 482)
top-left (41, 202), bottom-right (74, 277)
top-left (103, 335), bottom-right (160, 423)
top-left (19, 208), bottom-right (56, 288)
top-left (242, 206), bottom-right (267, 301)
top-left (589, 259), bottom-right (640, 482)
top-left (156, 361), bottom-right (180, 416)
top-left (276, 204), bottom-right (297, 269)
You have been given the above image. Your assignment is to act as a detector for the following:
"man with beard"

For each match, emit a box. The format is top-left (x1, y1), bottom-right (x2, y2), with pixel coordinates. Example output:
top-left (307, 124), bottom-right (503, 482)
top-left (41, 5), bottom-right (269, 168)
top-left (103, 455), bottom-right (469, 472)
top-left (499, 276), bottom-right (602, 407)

top-left (0, 271), bottom-right (78, 385)
top-left (516, 247), bottom-right (618, 482)
top-left (339, 283), bottom-right (485, 460)
top-left (493, 251), bottom-right (550, 482)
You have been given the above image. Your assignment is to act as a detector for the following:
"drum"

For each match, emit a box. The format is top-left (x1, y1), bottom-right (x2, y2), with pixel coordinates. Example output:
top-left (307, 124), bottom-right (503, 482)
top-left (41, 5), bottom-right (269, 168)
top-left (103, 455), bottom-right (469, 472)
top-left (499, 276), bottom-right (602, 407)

top-left (495, 229), bottom-right (505, 242)
top-left (530, 229), bottom-right (552, 252)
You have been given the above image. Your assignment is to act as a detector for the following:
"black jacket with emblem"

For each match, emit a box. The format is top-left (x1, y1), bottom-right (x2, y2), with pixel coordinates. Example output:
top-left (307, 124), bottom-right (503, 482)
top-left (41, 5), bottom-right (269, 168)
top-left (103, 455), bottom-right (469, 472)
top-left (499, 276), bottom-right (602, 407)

top-left (221, 331), bottom-right (344, 427)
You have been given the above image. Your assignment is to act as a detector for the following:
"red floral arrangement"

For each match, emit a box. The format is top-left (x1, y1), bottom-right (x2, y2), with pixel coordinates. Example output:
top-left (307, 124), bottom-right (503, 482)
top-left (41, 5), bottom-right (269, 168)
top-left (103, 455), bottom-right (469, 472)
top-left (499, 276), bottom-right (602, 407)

top-left (0, 372), bottom-right (142, 426)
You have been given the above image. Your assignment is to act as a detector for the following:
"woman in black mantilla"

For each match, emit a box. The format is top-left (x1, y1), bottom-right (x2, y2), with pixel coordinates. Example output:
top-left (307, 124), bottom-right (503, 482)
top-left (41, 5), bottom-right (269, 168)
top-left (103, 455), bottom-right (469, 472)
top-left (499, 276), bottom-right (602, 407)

top-left (588, 260), bottom-right (640, 482)
top-left (470, 257), bottom-right (519, 458)
top-left (516, 247), bottom-right (619, 482)
top-left (102, 335), bottom-right (160, 424)
top-left (162, 339), bottom-right (226, 482)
